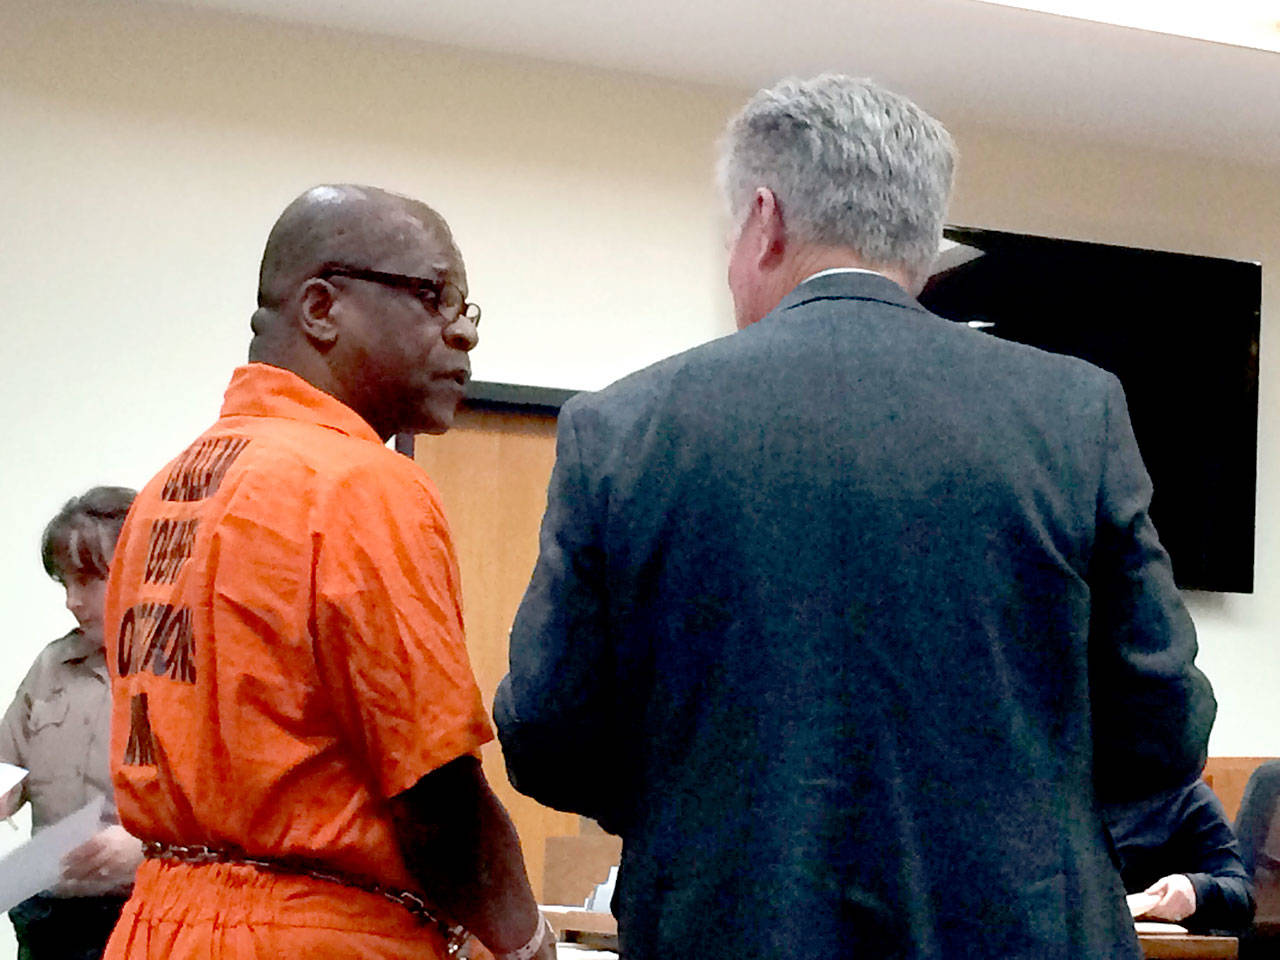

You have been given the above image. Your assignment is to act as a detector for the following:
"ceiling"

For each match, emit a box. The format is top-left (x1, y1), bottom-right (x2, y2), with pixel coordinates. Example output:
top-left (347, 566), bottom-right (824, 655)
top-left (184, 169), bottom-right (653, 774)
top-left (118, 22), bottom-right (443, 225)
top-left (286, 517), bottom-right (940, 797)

top-left (159, 0), bottom-right (1280, 168)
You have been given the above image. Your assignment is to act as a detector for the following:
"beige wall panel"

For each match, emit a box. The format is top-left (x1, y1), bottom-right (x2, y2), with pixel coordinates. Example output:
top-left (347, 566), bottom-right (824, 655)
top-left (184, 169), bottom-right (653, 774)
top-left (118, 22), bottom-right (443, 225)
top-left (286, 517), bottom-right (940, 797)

top-left (543, 833), bottom-right (624, 907)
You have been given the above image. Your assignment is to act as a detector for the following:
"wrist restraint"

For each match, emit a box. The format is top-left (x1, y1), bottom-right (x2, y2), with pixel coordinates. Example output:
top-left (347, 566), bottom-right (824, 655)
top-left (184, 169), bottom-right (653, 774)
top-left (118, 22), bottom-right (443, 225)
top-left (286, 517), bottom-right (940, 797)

top-left (494, 912), bottom-right (554, 960)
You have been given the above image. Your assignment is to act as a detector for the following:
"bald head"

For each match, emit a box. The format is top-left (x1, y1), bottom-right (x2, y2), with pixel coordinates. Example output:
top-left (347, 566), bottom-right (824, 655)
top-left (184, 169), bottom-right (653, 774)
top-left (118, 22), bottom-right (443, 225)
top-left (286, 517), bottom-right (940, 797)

top-left (256, 184), bottom-right (461, 310)
top-left (247, 184), bottom-right (478, 440)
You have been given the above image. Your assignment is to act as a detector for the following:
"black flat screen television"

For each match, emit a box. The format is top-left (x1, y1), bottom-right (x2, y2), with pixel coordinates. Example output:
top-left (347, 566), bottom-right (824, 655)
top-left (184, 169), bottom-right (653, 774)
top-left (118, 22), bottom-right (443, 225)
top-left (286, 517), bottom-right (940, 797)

top-left (920, 225), bottom-right (1261, 594)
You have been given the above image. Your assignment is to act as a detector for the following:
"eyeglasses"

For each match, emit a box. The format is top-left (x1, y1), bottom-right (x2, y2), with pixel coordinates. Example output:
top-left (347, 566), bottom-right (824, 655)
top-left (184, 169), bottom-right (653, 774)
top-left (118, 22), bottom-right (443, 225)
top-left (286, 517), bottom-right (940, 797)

top-left (318, 265), bottom-right (481, 326)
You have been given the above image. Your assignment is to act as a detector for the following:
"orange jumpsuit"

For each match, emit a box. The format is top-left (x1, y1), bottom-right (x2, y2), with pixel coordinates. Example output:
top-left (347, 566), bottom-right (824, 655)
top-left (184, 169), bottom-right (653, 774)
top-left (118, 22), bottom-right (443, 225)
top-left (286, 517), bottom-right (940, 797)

top-left (103, 363), bottom-right (493, 958)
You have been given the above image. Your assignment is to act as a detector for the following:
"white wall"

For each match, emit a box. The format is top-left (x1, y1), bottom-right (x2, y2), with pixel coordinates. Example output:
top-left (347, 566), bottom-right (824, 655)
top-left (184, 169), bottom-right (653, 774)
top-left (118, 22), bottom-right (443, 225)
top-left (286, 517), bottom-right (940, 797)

top-left (1, 0), bottom-right (1277, 935)
top-left (0, 0), bottom-right (741, 687)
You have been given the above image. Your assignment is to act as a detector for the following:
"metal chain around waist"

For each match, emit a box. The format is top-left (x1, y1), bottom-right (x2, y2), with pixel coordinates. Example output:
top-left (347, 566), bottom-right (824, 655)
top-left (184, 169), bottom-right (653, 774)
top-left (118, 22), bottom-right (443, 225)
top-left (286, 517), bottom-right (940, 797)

top-left (142, 842), bottom-right (475, 957)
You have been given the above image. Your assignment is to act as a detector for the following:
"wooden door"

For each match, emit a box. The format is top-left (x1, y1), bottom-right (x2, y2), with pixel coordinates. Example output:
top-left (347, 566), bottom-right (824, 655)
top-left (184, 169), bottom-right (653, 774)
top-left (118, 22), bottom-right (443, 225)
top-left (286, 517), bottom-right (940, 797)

top-left (1203, 757), bottom-right (1278, 822)
top-left (414, 407), bottom-right (581, 900)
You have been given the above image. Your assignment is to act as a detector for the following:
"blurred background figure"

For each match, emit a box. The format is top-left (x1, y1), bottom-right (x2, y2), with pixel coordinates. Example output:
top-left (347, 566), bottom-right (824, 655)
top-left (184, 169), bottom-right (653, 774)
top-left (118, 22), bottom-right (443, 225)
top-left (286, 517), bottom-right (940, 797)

top-left (1234, 760), bottom-right (1280, 958)
top-left (0, 486), bottom-right (142, 960)
top-left (1105, 774), bottom-right (1254, 935)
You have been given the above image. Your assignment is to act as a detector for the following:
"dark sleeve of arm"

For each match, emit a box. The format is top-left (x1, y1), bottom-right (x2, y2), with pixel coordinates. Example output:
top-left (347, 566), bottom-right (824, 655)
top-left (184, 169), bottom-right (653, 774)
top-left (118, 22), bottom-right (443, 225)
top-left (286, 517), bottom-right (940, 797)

top-left (1234, 762), bottom-right (1280, 875)
top-left (493, 402), bottom-right (624, 832)
top-left (1088, 376), bottom-right (1216, 805)
top-left (1178, 783), bottom-right (1255, 934)
top-left (1186, 872), bottom-right (1255, 934)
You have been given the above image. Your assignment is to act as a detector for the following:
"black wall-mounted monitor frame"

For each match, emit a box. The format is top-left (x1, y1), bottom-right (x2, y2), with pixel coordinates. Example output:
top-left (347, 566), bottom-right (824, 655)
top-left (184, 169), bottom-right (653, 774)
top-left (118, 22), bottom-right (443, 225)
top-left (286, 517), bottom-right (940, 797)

top-left (922, 225), bottom-right (1261, 594)
top-left (426, 228), bottom-right (1261, 595)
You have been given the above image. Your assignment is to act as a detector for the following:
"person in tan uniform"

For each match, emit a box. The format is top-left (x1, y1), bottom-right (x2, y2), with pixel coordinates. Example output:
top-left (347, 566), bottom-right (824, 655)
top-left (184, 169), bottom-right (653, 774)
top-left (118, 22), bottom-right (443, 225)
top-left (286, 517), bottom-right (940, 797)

top-left (102, 185), bottom-right (553, 960)
top-left (0, 486), bottom-right (142, 959)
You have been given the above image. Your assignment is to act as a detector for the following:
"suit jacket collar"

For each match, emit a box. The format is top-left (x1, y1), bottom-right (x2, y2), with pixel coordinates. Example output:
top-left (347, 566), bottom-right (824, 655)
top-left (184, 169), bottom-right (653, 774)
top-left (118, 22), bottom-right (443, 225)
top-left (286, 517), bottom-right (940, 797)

top-left (770, 269), bottom-right (928, 321)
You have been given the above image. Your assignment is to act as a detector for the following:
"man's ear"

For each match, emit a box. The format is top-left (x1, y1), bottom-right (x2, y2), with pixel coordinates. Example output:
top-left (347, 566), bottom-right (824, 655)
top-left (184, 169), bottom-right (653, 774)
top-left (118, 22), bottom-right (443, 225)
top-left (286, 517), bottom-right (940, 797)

top-left (754, 188), bottom-right (787, 270)
top-left (297, 278), bottom-right (340, 349)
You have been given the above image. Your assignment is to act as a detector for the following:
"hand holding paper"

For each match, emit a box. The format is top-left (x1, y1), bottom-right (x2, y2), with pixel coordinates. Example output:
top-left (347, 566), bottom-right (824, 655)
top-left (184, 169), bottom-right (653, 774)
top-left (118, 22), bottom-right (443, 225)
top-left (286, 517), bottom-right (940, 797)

top-left (1128, 874), bottom-right (1196, 922)
top-left (59, 823), bottom-right (143, 896)
top-left (0, 795), bottom-right (104, 911)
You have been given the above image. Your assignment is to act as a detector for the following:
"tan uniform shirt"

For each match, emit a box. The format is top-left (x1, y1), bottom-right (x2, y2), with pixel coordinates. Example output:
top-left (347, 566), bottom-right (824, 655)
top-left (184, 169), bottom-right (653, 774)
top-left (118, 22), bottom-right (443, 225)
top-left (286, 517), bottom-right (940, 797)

top-left (0, 628), bottom-right (116, 830)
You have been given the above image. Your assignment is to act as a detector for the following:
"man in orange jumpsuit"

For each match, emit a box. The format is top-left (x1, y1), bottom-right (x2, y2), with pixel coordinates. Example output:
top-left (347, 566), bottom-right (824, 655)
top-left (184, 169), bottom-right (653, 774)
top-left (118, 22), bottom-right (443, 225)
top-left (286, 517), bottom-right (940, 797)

top-left (103, 185), bottom-right (554, 960)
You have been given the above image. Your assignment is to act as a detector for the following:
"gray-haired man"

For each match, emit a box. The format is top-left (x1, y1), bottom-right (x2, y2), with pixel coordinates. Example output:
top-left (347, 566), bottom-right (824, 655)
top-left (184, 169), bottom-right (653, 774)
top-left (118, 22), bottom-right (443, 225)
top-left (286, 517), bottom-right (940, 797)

top-left (496, 76), bottom-right (1214, 959)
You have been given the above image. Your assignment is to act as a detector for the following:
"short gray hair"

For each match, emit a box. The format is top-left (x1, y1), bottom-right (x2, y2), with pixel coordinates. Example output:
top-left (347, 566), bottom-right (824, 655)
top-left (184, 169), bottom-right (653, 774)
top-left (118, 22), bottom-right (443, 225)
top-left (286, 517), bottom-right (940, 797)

top-left (718, 74), bottom-right (956, 286)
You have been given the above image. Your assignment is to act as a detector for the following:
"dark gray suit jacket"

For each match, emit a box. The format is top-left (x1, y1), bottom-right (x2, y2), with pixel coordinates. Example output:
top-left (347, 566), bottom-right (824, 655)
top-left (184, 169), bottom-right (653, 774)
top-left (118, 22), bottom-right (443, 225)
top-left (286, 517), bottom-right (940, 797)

top-left (495, 271), bottom-right (1216, 959)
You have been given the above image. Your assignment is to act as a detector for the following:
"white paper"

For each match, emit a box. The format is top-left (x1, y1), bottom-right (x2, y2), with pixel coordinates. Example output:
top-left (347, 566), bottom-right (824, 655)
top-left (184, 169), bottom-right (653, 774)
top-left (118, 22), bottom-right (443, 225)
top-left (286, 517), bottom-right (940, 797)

top-left (1126, 891), bottom-right (1161, 917)
top-left (0, 763), bottom-right (26, 797)
top-left (585, 865), bottom-right (618, 912)
top-left (0, 794), bottom-right (104, 911)
top-left (1134, 920), bottom-right (1189, 934)
top-left (555, 946), bottom-right (619, 960)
